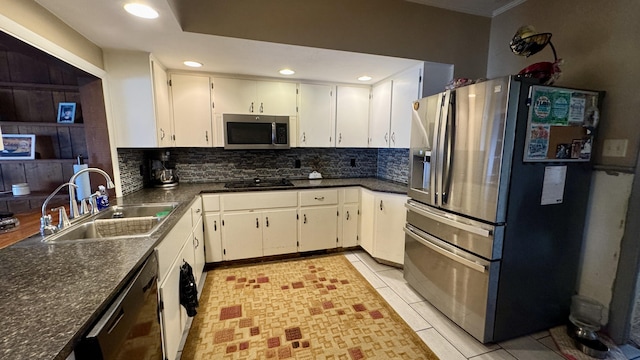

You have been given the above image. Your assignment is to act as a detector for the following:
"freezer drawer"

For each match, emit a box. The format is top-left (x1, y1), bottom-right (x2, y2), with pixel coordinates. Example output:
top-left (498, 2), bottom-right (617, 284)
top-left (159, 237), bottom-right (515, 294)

top-left (403, 224), bottom-right (499, 343)
top-left (405, 200), bottom-right (502, 260)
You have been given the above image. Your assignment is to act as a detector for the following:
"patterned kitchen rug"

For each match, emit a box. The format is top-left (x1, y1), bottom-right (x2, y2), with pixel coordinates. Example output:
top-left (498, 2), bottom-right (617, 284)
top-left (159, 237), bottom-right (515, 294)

top-left (181, 254), bottom-right (439, 359)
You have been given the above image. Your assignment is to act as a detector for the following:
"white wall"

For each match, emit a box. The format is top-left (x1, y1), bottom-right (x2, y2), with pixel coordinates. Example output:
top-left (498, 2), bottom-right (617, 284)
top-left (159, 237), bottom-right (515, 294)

top-left (577, 171), bottom-right (634, 322)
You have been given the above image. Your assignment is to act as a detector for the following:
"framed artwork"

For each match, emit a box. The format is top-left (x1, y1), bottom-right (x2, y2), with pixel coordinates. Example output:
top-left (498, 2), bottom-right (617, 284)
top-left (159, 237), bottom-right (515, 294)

top-left (57, 102), bottom-right (76, 123)
top-left (0, 134), bottom-right (36, 160)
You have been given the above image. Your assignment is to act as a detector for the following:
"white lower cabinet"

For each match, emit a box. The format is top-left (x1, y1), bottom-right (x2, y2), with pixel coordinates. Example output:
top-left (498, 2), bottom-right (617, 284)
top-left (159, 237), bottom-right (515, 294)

top-left (360, 189), bottom-right (407, 265)
top-left (339, 188), bottom-right (360, 248)
top-left (262, 209), bottom-right (298, 256)
top-left (298, 189), bottom-right (339, 252)
top-left (221, 211), bottom-right (264, 260)
top-left (204, 212), bottom-right (222, 262)
top-left (156, 197), bottom-right (203, 360)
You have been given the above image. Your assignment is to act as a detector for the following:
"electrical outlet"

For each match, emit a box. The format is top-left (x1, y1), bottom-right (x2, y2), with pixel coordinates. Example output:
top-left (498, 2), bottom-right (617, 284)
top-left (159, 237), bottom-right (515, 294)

top-left (603, 139), bottom-right (628, 157)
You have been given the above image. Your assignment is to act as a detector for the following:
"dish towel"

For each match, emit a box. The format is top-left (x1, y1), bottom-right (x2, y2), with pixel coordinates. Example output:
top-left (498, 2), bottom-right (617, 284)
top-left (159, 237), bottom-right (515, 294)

top-left (180, 261), bottom-right (199, 317)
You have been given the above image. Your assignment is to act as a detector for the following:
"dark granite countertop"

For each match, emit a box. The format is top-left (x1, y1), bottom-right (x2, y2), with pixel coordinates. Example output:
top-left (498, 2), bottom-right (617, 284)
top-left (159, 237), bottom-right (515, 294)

top-left (0, 177), bottom-right (406, 360)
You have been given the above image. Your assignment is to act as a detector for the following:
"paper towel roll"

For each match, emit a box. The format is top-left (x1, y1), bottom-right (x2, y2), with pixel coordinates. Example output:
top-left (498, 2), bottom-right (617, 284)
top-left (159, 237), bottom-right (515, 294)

top-left (73, 164), bottom-right (91, 200)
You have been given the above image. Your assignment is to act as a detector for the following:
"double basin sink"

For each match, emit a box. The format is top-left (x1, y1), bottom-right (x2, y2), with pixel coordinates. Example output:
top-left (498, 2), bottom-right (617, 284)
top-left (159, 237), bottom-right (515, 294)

top-left (39, 203), bottom-right (179, 244)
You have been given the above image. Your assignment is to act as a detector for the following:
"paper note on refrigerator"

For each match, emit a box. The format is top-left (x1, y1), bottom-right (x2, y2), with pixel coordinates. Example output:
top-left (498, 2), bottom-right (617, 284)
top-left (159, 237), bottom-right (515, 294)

top-left (541, 166), bottom-right (567, 205)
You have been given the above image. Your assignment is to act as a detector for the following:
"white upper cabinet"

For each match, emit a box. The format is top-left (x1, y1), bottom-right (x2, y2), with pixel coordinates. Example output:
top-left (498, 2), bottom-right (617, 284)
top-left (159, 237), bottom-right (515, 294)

top-left (390, 64), bottom-right (423, 148)
top-left (298, 83), bottom-right (335, 147)
top-left (368, 80), bottom-right (392, 148)
top-left (212, 77), bottom-right (296, 116)
top-left (105, 51), bottom-right (171, 148)
top-left (368, 64), bottom-right (424, 149)
top-left (169, 73), bottom-right (213, 147)
top-left (335, 86), bottom-right (370, 148)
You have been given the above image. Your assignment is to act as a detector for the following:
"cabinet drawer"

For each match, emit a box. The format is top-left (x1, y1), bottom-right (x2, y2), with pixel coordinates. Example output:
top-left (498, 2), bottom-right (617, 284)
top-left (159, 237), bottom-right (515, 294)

top-left (190, 197), bottom-right (202, 228)
top-left (343, 188), bottom-right (359, 203)
top-left (299, 189), bottom-right (338, 206)
top-left (202, 194), bottom-right (220, 212)
top-left (222, 191), bottom-right (298, 211)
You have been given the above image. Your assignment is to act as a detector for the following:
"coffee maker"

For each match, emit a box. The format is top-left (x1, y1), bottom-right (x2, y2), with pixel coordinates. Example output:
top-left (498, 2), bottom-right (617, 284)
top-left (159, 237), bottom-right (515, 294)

top-left (150, 151), bottom-right (179, 188)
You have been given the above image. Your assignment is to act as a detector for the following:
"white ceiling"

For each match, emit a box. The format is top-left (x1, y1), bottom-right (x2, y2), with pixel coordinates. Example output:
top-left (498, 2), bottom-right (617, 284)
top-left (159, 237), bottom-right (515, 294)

top-left (406, 0), bottom-right (526, 17)
top-left (33, 0), bottom-right (523, 84)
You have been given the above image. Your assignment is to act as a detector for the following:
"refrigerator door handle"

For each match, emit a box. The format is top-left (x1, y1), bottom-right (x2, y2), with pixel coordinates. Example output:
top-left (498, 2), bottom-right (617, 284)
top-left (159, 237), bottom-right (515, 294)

top-left (441, 93), bottom-right (455, 204)
top-left (435, 91), bottom-right (451, 206)
top-left (405, 202), bottom-right (491, 238)
top-left (404, 225), bottom-right (486, 273)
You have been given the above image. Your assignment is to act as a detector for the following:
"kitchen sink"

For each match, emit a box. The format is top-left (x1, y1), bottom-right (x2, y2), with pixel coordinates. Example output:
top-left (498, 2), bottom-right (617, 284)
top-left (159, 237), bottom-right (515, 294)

top-left (94, 203), bottom-right (179, 220)
top-left (38, 202), bottom-right (179, 244)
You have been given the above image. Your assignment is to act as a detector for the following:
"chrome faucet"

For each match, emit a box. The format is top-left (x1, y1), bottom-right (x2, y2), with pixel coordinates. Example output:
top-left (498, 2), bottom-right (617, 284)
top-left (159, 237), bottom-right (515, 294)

top-left (68, 167), bottom-right (115, 219)
top-left (41, 182), bottom-right (78, 236)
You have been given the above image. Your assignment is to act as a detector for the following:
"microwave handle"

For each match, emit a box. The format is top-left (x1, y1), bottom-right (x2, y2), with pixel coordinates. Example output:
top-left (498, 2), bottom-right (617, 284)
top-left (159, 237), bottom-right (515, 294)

top-left (271, 122), bottom-right (276, 144)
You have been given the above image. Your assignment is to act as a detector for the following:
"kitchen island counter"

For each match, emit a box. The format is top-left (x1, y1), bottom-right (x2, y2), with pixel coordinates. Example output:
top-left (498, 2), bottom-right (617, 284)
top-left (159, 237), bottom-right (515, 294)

top-left (0, 177), bottom-right (405, 360)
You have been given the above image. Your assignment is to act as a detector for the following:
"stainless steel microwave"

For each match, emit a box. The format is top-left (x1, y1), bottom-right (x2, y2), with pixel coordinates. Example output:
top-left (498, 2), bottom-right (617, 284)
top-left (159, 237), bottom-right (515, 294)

top-left (223, 114), bottom-right (290, 150)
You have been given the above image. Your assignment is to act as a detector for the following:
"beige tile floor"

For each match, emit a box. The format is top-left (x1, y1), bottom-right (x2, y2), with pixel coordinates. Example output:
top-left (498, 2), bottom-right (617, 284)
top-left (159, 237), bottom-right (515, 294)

top-left (178, 250), bottom-right (640, 360)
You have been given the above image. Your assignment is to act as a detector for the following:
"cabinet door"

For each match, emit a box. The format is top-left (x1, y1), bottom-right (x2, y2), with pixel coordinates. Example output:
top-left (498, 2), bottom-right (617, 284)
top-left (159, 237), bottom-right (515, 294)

top-left (159, 243), bottom-right (188, 360)
top-left (192, 216), bottom-right (205, 285)
top-left (373, 193), bottom-right (408, 264)
top-left (359, 189), bottom-right (375, 254)
top-left (152, 59), bottom-right (173, 147)
top-left (262, 209), bottom-right (298, 256)
top-left (390, 66), bottom-right (422, 148)
top-left (256, 81), bottom-right (297, 116)
top-left (204, 213), bottom-right (223, 262)
top-left (368, 80), bottom-right (392, 148)
top-left (170, 74), bottom-right (213, 147)
top-left (298, 83), bottom-right (334, 147)
top-left (212, 77), bottom-right (256, 114)
top-left (299, 205), bottom-right (338, 252)
top-left (342, 203), bottom-right (359, 248)
top-left (336, 86), bottom-right (369, 148)
top-left (221, 212), bottom-right (263, 260)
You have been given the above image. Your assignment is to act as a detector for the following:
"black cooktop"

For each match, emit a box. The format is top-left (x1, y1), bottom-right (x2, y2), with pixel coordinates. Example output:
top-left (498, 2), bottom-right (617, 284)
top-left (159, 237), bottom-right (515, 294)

top-left (224, 178), bottom-right (294, 189)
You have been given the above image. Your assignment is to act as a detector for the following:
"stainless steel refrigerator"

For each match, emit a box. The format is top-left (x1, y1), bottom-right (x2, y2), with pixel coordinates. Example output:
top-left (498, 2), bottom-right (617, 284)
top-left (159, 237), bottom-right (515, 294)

top-left (403, 76), bottom-right (603, 343)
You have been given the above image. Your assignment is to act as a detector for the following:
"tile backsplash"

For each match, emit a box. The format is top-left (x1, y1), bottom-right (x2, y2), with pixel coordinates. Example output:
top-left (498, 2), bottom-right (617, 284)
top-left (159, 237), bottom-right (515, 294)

top-left (118, 147), bottom-right (409, 196)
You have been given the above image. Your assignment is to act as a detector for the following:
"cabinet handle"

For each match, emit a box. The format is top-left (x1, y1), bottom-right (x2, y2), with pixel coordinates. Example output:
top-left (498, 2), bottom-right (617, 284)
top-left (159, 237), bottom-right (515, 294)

top-left (346, 211), bottom-right (350, 220)
top-left (250, 102), bottom-right (254, 113)
top-left (303, 214), bottom-right (307, 224)
top-left (391, 132), bottom-right (396, 144)
top-left (384, 132), bottom-right (388, 143)
top-left (314, 196), bottom-right (325, 201)
top-left (302, 132), bottom-right (306, 143)
top-left (380, 200), bottom-right (384, 211)
top-left (339, 133), bottom-right (342, 144)
top-left (256, 218), bottom-right (259, 228)
top-left (266, 217), bottom-right (269, 227)
top-left (205, 131), bottom-right (209, 142)
top-left (260, 102), bottom-right (264, 113)
top-left (160, 128), bottom-right (165, 140)
top-left (214, 220), bottom-right (217, 231)
top-left (194, 236), bottom-right (199, 248)
top-left (196, 208), bottom-right (201, 213)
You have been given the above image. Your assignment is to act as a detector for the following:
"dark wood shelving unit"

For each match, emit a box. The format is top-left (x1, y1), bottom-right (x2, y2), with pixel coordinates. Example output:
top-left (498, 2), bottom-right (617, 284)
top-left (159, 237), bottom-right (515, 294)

top-left (0, 81), bottom-right (80, 92)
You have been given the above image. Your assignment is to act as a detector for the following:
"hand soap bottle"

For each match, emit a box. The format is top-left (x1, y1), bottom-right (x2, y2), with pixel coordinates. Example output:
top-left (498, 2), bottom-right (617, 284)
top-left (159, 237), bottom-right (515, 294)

top-left (96, 185), bottom-right (109, 210)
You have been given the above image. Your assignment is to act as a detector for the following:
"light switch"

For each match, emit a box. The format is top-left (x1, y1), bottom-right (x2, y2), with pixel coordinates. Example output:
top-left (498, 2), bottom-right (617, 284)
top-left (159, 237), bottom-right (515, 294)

top-left (602, 139), bottom-right (628, 157)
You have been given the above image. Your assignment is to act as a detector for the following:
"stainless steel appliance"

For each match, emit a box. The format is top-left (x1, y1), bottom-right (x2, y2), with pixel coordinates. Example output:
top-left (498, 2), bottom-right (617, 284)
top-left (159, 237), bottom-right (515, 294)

top-left (404, 76), bottom-right (603, 343)
top-left (223, 114), bottom-right (290, 150)
top-left (150, 150), bottom-right (178, 188)
top-left (75, 254), bottom-right (162, 359)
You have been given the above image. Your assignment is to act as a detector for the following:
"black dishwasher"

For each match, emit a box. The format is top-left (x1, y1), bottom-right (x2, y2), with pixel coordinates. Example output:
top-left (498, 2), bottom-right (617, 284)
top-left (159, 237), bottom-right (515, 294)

top-left (75, 254), bottom-right (162, 360)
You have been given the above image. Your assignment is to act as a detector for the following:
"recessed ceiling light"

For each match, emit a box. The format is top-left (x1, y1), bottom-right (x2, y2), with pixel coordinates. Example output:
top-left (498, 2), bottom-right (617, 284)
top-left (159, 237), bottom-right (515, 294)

top-left (183, 61), bottom-right (203, 68)
top-left (279, 69), bottom-right (295, 75)
top-left (358, 75), bottom-right (372, 81)
top-left (124, 3), bottom-right (159, 19)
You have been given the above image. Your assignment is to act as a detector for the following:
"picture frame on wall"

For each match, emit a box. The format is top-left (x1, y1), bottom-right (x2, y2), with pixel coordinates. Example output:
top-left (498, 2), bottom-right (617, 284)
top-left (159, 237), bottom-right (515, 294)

top-left (57, 102), bottom-right (76, 123)
top-left (0, 134), bottom-right (36, 160)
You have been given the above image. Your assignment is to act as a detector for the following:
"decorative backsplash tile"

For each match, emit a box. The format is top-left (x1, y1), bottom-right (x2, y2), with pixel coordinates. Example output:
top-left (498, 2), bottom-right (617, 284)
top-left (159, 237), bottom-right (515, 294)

top-left (117, 147), bottom-right (409, 196)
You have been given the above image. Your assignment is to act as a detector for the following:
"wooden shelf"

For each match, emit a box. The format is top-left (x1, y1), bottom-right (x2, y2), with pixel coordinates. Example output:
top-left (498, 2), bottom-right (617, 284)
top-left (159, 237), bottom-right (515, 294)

top-left (0, 192), bottom-right (68, 202)
top-left (0, 159), bottom-right (78, 164)
top-left (0, 81), bottom-right (79, 92)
